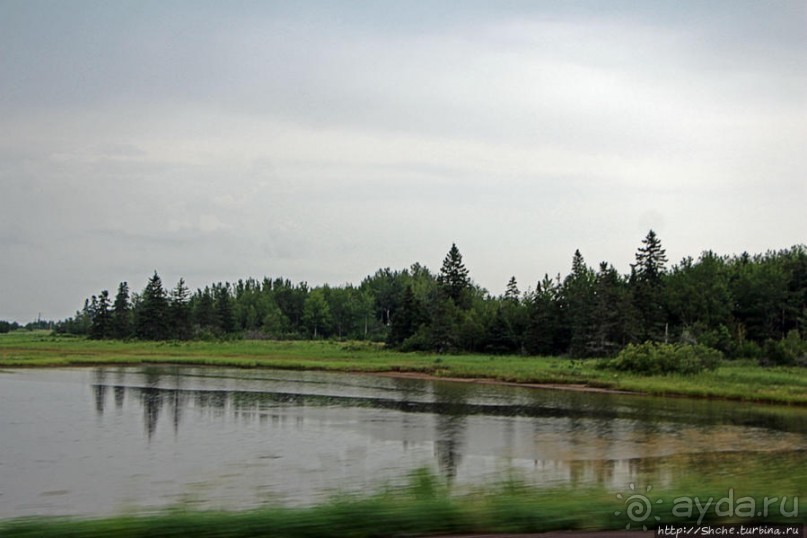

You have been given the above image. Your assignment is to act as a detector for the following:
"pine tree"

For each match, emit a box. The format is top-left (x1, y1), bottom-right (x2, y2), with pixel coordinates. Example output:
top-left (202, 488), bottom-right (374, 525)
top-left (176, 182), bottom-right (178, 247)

top-left (632, 229), bottom-right (668, 283)
top-left (437, 243), bottom-right (471, 309)
top-left (589, 262), bottom-right (636, 356)
top-left (111, 282), bottom-right (132, 339)
top-left (524, 274), bottom-right (560, 355)
top-left (214, 283), bottom-right (236, 334)
top-left (504, 276), bottom-right (520, 303)
top-left (193, 286), bottom-right (218, 332)
top-left (485, 305), bottom-right (518, 354)
top-left (89, 290), bottom-right (111, 339)
top-left (561, 250), bottom-right (596, 357)
top-left (135, 271), bottom-right (169, 340)
top-left (631, 230), bottom-right (669, 342)
top-left (170, 278), bottom-right (193, 340)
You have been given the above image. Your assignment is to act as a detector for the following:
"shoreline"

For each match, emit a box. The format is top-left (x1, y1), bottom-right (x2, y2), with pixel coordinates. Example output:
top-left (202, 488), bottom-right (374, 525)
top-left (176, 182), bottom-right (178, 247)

top-left (1, 333), bottom-right (805, 406)
top-left (370, 370), bottom-right (640, 395)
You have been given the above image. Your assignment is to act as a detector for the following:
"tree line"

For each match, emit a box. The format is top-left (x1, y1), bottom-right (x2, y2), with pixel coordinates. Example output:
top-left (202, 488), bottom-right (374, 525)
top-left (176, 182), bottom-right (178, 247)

top-left (55, 231), bottom-right (807, 363)
top-left (0, 319), bottom-right (54, 333)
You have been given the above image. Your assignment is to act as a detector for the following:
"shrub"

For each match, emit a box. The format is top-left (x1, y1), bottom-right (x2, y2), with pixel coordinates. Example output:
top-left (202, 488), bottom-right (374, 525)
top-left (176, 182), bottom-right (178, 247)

top-left (732, 339), bottom-right (762, 360)
top-left (761, 330), bottom-right (807, 367)
top-left (601, 342), bottom-right (722, 375)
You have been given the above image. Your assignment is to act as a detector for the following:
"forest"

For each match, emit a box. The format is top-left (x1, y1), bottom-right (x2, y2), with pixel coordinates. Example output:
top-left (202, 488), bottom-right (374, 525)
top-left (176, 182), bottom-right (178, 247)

top-left (51, 231), bottom-right (807, 364)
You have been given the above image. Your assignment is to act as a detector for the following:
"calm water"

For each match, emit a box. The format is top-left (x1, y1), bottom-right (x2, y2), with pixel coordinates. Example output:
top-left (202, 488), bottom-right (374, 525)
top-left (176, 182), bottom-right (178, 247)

top-left (0, 366), bottom-right (805, 518)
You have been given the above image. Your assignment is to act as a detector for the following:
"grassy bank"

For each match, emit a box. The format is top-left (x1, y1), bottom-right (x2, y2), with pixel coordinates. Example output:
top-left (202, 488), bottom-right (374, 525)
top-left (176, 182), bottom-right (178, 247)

top-left (1, 332), bottom-right (806, 405)
top-left (1, 463), bottom-right (804, 537)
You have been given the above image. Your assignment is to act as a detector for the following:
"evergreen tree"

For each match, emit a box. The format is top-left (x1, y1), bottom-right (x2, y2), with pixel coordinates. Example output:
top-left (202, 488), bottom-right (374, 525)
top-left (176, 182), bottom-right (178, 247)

top-left (111, 282), bottom-right (132, 339)
top-left (273, 279), bottom-right (308, 333)
top-left (504, 276), bottom-right (520, 303)
top-left (630, 230), bottom-right (669, 342)
top-left (437, 243), bottom-right (471, 309)
top-left (170, 278), bottom-right (193, 340)
top-left (214, 283), bottom-right (236, 334)
top-left (589, 262), bottom-right (636, 356)
top-left (524, 274), bottom-right (561, 355)
top-left (89, 290), bottom-right (111, 339)
top-left (484, 305), bottom-right (519, 354)
top-left (135, 271), bottom-right (169, 340)
top-left (193, 286), bottom-right (218, 333)
top-left (561, 250), bottom-right (596, 357)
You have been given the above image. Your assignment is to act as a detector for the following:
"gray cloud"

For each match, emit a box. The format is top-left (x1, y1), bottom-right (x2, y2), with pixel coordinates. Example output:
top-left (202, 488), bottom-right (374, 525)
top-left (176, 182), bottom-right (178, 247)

top-left (1, 1), bottom-right (806, 321)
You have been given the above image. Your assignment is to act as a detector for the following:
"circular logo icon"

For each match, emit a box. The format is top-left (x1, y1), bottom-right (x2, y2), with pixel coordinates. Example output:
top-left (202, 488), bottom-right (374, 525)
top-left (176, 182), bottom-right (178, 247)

top-left (614, 483), bottom-right (663, 530)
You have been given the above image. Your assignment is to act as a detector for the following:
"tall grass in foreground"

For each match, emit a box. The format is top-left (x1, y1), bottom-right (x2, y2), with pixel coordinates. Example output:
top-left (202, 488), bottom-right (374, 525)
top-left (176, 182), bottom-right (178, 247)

top-left (1, 466), bottom-right (803, 537)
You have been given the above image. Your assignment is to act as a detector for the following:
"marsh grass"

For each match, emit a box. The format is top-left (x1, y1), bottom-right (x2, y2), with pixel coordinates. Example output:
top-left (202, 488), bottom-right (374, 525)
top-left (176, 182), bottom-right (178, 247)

top-left (1, 332), bottom-right (806, 404)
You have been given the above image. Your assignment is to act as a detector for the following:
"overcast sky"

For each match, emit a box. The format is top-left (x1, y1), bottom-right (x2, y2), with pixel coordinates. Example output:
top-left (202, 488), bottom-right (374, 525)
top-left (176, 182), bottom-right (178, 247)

top-left (2, 1), bottom-right (806, 322)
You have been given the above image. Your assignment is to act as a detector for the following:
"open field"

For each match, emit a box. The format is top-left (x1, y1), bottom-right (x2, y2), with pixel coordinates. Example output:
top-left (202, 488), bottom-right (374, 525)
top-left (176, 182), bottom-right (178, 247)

top-left (1, 332), bottom-right (806, 405)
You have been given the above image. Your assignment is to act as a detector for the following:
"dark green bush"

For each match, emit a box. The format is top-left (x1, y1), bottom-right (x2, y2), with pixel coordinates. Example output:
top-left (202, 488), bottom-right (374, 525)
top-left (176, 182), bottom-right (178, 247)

top-left (601, 342), bottom-right (722, 375)
top-left (761, 330), bottom-right (807, 367)
top-left (732, 339), bottom-right (762, 360)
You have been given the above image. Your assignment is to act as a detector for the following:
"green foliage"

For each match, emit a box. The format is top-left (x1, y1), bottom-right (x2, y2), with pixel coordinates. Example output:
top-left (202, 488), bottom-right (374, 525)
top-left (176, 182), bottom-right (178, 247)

top-left (4, 333), bottom-right (807, 404)
top-left (437, 243), bottom-right (471, 309)
top-left (631, 229), bottom-right (669, 342)
top-left (560, 249), bottom-right (596, 357)
top-left (88, 290), bottom-right (111, 340)
top-left (54, 238), bottom-right (807, 362)
top-left (135, 272), bottom-right (170, 340)
top-left (387, 285), bottom-right (425, 347)
top-left (762, 330), bottom-right (807, 366)
top-left (111, 282), bottom-right (132, 339)
top-left (603, 341), bottom-right (723, 375)
top-left (303, 288), bottom-right (331, 338)
top-left (169, 279), bottom-right (192, 340)
top-left (523, 274), bottom-right (561, 355)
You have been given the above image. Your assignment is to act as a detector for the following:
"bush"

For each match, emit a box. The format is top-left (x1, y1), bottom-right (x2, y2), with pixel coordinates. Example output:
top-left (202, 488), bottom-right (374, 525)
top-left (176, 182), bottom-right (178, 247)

top-left (601, 342), bottom-right (722, 375)
top-left (732, 339), bottom-right (763, 360)
top-left (761, 330), bottom-right (807, 367)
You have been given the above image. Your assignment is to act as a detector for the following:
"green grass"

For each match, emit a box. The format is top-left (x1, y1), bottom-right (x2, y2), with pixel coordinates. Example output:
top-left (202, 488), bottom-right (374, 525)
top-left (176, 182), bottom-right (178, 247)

top-left (1, 332), bottom-right (807, 405)
top-left (1, 462), bottom-right (804, 537)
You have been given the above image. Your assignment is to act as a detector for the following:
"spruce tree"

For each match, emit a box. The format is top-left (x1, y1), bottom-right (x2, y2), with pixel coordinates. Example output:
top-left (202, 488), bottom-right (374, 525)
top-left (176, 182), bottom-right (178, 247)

top-left (135, 271), bottom-right (169, 340)
top-left (170, 278), bottom-right (193, 340)
top-left (89, 290), bottom-right (111, 339)
top-left (437, 243), bottom-right (471, 309)
top-left (193, 286), bottom-right (218, 332)
top-left (524, 274), bottom-right (560, 355)
top-left (631, 230), bottom-right (669, 342)
top-left (504, 276), bottom-right (520, 303)
top-left (214, 283), bottom-right (236, 334)
top-left (111, 282), bottom-right (132, 339)
top-left (589, 262), bottom-right (636, 356)
top-left (561, 250), bottom-right (596, 357)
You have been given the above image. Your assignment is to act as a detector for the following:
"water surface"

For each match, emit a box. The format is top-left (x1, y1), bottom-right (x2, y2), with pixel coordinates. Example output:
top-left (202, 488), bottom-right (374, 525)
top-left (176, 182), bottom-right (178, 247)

top-left (0, 366), bottom-right (804, 518)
